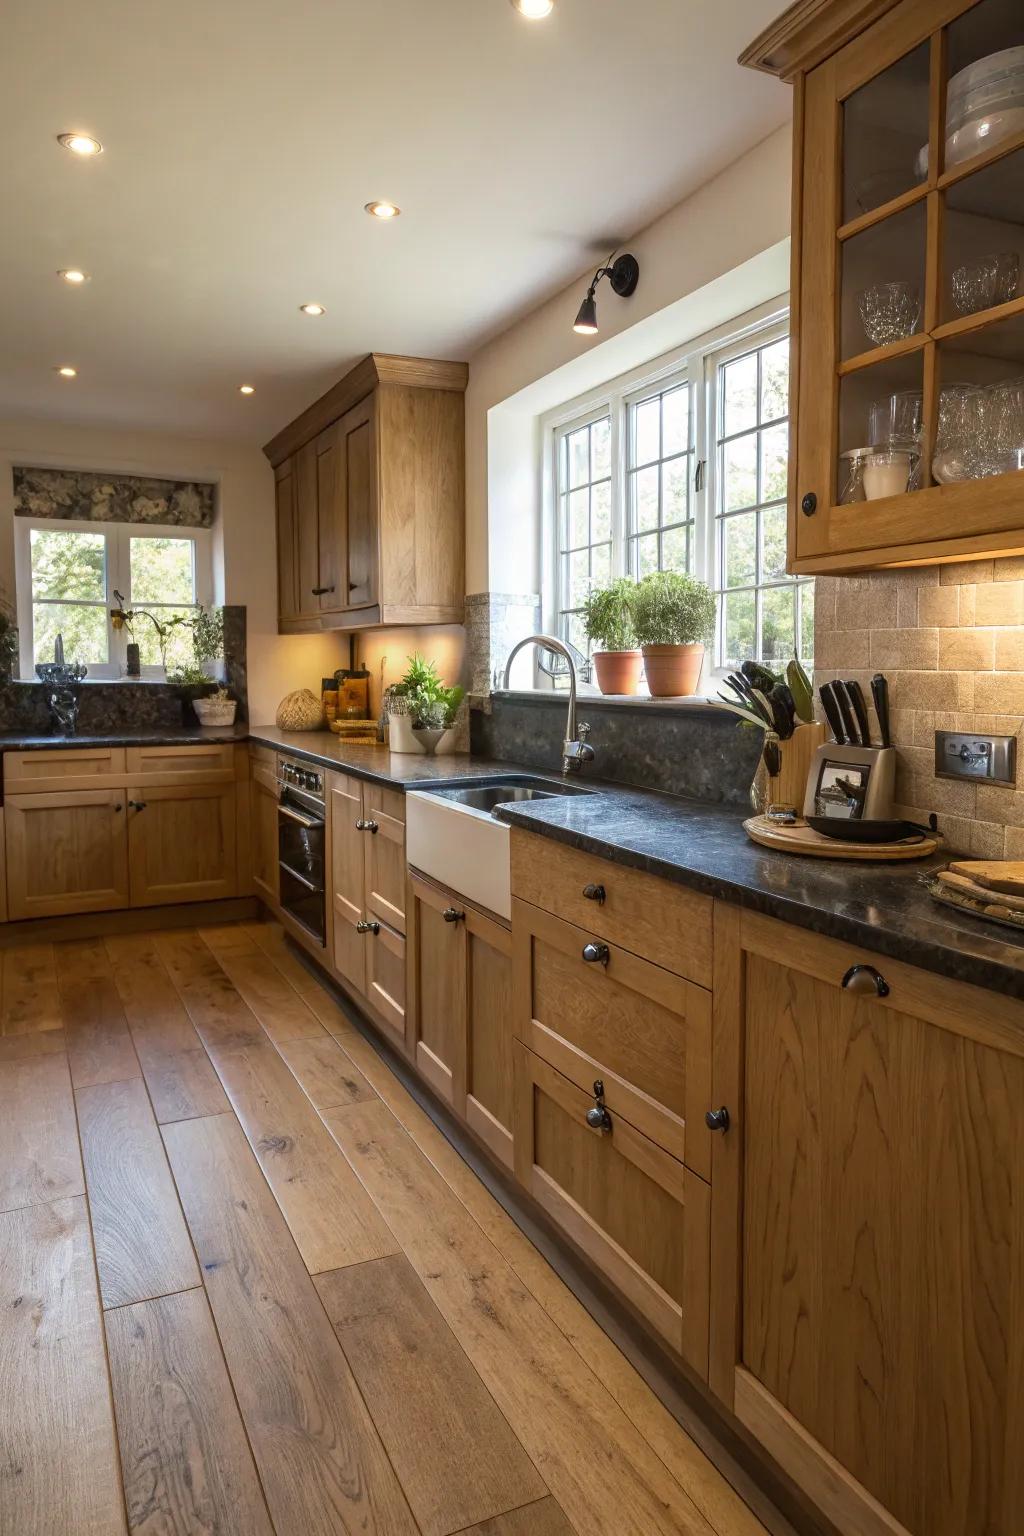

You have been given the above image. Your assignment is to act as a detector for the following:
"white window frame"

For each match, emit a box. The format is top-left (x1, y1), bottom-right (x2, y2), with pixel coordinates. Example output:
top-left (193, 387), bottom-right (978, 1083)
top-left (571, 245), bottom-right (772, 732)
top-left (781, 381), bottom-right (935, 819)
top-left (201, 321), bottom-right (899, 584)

top-left (542, 297), bottom-right (802, 685)
top-left (14, 518), bottom-right (213, 681)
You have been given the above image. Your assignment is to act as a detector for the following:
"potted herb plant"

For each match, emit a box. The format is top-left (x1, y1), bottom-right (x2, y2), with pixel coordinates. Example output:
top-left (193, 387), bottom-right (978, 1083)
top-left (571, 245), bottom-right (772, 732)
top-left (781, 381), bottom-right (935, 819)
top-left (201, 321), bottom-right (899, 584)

top-left (387, 654), bottom-right (464, 754)
top-left (168, 607), bottom-right (237, 725)
top-left (580, 578), bottom-right (642, 695)
top-left (631, 570), bottom-right (717, 697)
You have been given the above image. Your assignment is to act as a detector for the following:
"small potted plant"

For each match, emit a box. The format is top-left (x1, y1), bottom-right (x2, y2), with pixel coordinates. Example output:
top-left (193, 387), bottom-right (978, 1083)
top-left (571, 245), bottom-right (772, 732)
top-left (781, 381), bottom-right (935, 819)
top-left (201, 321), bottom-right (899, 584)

top-left (580, 578), bottom-right (642, 695)
top-left (387, 654), bottom-right (464, 754)
top-left (631, 570), bottom-right (717, 697)
top-left (169, 607), bottom-right (237, 725)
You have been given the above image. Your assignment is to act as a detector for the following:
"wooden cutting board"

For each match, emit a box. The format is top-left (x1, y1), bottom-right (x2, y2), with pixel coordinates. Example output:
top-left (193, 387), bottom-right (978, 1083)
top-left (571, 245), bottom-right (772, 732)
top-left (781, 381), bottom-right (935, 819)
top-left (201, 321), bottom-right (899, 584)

top-left (744, 816), bottom-right (938, 861)
top-left (946, 859), bottom-right (1024, 895)
top-left (938, 869), bottom-right (1024, 911)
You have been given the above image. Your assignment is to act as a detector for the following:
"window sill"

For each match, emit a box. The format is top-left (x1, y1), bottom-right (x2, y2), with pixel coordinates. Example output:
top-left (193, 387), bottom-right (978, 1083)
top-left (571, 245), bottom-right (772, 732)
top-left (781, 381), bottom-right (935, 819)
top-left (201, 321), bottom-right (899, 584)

top-left (13, 676), bottom-right (186, 687)
top-left (480, 688), bottom-right (726, 715)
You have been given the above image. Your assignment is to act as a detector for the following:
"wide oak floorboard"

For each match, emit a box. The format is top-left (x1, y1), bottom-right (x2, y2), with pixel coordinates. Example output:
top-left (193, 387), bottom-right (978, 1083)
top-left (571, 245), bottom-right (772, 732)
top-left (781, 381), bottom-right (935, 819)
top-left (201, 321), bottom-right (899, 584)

top-left (0, 1197), bottom-right (126, 1535)
top-left (317, 1254), bottom-right (547, 1536)
top-left (56, 941), bottom-right (141, 1089)
top-left (0, 1052), bottom-right (83, 1212)
top-left (200, 924), bottom-right (327, 1040)
top-left (0, 1024), bottom-right (68, 1064)
top-left (276, 1033), bottom-right (378, 1111)
top-left (155, 931), bottom-right (267, 1051)
top-left (77, 1076), bottom-right (200, 1308)
top-left (456, 1499), bottom-right (575, 1535)
top-left (106, 1288), bottom-right (275, 1536)
top-left (162, 1111), bottom-right (417, 1536)
top-left (325, 1099), bottom-right (717, 1536)
top-left (2, 942), bottom-right (62, 1034)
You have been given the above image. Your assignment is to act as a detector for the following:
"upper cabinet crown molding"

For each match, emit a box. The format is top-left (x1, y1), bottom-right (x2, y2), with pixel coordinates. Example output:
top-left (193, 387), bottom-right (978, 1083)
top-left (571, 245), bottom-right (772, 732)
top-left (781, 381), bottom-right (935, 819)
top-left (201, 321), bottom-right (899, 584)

top-left (263, 352), bottom-right (469, 468)
top-left (739, 0), bottom-right (902, 79)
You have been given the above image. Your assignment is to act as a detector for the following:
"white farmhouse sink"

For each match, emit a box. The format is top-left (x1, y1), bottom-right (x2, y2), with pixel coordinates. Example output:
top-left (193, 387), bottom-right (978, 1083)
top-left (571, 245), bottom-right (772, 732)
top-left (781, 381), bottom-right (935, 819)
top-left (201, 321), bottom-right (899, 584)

top-left (406, 776), bottom-right (590, 919)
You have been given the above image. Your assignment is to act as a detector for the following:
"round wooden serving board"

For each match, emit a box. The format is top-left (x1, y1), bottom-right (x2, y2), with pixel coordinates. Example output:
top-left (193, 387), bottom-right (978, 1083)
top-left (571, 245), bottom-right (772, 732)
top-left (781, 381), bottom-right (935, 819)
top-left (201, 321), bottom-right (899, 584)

top-left (743, 815), bottom-right (939, 861)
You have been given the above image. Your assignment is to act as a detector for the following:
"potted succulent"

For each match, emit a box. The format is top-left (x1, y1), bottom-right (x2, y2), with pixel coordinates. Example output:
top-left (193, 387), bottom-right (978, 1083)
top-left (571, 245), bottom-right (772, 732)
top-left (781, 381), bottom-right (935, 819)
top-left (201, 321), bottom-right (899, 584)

top-left (580, 578), bottom-right (642, 695)
top-left (631, 570), bottom-right (717, 697)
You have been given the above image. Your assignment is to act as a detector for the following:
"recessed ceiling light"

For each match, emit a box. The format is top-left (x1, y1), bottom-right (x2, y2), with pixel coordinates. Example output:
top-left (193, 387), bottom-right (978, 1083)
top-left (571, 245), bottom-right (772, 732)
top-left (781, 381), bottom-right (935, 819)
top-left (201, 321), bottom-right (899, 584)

top-left (55, 366), bottom-right (77, 378)
top-left (299, 302), bottom-right (326, 316)
top-left (365, 200), bottom-right (401, 220)
top-left (58, 269), bottom-right (89, 285)
top-left (57, 132), bottom-right (103, 157)
top-left (510, 0), bottom-right (554, 16)
top-left (239, 384), bottom-right (255, 395)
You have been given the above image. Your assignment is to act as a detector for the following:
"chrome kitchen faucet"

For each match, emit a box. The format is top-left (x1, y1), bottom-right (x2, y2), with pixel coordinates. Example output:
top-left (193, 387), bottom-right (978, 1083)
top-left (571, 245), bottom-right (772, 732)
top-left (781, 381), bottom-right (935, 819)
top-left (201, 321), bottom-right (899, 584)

top-left (502, 633), bottom-right (595, 777)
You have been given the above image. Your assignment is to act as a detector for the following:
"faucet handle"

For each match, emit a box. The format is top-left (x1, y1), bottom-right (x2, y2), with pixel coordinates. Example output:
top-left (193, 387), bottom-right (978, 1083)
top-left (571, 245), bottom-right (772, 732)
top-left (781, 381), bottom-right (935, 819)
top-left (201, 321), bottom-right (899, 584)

top-left (578, 722), bottom-right (591, 740)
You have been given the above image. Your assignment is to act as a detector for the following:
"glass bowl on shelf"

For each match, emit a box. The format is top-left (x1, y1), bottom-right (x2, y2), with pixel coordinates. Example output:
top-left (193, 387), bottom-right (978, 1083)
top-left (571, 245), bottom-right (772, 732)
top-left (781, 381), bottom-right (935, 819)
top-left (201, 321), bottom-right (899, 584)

top-left (858, 282), bottom-right (921, 346)
top-left (952, 253), bottom-right (1020, 315)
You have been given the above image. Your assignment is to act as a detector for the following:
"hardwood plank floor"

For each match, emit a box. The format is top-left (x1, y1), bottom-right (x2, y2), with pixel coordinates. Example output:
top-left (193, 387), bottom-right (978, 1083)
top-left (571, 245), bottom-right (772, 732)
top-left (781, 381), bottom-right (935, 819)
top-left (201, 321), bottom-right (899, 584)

top-left (316, 1254), bottom-right (547, 1536)
top-left (106, 1288), bottom-right (275, 1536)
top-left (0, 1197), bottom-right (126, 1535)
top-left (0, 1052), bottom-right (83, 1212)
top-left (77, 1076), bottom-right (200, 1308)
top-left (162, 1111), bottom-right (418, 1536)
top-left (2, 942), bottom-right (62, 1033)
top-left (3, 923), bottom-right (768, 1536)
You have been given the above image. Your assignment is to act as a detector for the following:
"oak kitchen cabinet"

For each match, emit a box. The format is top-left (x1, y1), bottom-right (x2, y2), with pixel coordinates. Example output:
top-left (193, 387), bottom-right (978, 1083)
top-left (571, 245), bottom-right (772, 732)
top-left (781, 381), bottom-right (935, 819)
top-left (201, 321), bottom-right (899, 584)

top-left (710, 905), bottom-right (1024, 1536)
top-left (744, 0), bottom-right (1024, 572)
top-left (3, 745), bottom-right (245, 921)
top-left (249, 745), bottom-right (279, 906)
top-left (264, 353), bottom-right (467, 633)
top-left (407, 871), bottom-right (515, 1169)
top-left (327, 769), bottom-right (406, 1043)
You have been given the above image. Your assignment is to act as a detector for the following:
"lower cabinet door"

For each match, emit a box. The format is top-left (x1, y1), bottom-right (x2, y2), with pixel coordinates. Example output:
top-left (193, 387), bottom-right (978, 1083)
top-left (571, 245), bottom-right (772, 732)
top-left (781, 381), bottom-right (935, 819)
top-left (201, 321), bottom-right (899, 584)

top-left (364, 919), bottom-right (405, 1044)
top-left (250, 762), bottom-right (279, 905)
top-left (407, 873), bottom-right (466, 1101)
top-left (464, 905), bottom-right (514, 1169)
top-left (127, 783), bottom-right (237, 906)
top-left (5, 789), bottom-right (130, 919)
top-left (362, 784), bottom-right (406, 934)
top-left (330, 773), bottom-right (366, 995)
top-left (514, 1041), bottom-right (710, 1374)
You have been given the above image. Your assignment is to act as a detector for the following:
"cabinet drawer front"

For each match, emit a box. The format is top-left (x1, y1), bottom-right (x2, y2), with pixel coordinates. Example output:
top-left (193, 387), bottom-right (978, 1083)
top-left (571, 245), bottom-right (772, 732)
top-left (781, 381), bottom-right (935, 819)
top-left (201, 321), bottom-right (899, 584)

top-left (125, 744), bottom-right (235, 783)
top-left (4, 748), bottom-right (126, 794)
top-left (514, 1042), bottom-right (709, 1373)
top-left (365, 919), bottom-right (405, 1045)
top-left (362, 784), bottom-right (406, 934)
top-left (514, 899), bottom-right (711, 1177)
top-left (510, 829), bottom-right (711, 985)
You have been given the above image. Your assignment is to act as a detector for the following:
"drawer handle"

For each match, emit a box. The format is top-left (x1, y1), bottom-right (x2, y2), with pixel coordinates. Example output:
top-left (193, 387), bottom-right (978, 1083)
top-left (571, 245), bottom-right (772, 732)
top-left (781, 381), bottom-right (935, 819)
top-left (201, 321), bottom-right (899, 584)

top-left (442, 906), bottom-right (465, 923)
top-left (356, 819), bottom-right (379, 834)
top-left (128, 799), bottom-right (147, 811)
top-left (705, 1106), bottom-right (730, 1133)
top-left (582, 941), bottom-right (609, 966)
top-left (841, 963), bottom-right (889, 998)
top-left (586, 1079), bottom-right (612, 1133)
top-left (312, 585), bottom-right (336, 596)
top-left (356, 919), bottom-right (380, 935)
top-left (582, 882), bottom-right (606, 904)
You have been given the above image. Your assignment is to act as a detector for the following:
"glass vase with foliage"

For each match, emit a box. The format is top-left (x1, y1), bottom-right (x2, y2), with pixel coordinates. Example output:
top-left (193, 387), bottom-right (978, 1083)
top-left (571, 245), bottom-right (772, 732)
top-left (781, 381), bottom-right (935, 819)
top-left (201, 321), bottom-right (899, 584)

top-left (631, 570), bottom-right (717, 697)
top-left (579, 577), bottom-right (642, 696)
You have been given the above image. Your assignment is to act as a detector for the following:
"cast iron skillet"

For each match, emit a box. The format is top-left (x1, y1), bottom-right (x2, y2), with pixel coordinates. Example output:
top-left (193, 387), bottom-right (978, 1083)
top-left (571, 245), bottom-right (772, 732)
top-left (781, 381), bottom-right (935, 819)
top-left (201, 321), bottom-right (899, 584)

top-left (807, 814), bottom-right (938, 845)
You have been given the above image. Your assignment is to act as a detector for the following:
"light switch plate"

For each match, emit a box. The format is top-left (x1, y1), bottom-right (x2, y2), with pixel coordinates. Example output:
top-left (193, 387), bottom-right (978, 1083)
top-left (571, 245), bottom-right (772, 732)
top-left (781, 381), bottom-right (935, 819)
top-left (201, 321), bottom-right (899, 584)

top-left (934, 729), bottom-right (1017, 786)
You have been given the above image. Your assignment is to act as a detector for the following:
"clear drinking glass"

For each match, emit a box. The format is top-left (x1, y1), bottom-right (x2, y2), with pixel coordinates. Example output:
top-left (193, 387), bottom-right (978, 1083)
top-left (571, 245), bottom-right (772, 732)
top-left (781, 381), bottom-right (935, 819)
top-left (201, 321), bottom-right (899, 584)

top-left (858, 282), bottom-right (922, 346)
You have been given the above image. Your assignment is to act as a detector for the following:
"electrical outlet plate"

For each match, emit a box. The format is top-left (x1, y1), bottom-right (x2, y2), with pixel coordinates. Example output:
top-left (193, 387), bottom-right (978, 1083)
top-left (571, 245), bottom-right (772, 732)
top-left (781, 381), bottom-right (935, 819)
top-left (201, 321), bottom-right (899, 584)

top-left (934, 730), bottom-right (1017, 786)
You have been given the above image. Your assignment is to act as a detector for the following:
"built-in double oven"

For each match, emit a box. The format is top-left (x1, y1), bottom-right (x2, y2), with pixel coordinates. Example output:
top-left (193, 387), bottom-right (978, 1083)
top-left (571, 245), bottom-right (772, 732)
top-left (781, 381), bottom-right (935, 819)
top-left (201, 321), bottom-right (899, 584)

top-left (277, 758), bottom-right (326, 946)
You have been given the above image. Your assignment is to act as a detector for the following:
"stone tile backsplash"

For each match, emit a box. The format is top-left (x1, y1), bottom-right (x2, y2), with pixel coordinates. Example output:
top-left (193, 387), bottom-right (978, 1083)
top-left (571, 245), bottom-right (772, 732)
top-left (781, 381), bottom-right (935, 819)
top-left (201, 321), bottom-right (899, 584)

top-left (815, 556), bottom-right (1024, 858)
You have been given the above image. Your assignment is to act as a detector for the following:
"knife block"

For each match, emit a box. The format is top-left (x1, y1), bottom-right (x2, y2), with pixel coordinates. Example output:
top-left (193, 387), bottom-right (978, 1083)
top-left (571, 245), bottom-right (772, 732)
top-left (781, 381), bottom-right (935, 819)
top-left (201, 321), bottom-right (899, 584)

top-left (766, 722), bottom-right (828, 812)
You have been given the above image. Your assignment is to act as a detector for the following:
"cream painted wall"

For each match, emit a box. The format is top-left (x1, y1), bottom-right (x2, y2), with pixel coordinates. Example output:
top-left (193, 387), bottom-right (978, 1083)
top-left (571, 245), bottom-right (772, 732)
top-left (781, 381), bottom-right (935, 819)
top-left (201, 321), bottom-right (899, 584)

top-left (0, 417), bottom-right (346, 723)
top-left (464, 122), bottom-right (794, 598)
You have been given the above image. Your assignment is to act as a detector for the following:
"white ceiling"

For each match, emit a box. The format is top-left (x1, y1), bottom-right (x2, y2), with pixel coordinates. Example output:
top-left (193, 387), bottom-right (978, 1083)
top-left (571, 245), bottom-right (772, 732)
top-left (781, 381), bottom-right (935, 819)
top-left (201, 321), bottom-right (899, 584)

top-left (0, 0), bottom-right (791, 444)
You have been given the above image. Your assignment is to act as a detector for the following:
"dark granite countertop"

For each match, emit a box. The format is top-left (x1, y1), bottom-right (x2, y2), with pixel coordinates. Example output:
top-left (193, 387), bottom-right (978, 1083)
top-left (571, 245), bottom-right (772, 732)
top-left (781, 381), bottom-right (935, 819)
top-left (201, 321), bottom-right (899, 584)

top-left (247, 727), bottom-right (534, 789)
top-left (0, 724), bottom-right (251, 750)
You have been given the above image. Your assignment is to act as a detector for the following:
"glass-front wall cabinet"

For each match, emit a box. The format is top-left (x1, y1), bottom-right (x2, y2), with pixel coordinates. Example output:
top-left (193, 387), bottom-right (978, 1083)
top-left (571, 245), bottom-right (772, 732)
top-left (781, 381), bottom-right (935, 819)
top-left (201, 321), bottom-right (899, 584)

top-left (793, 0), bottom-right (1024, 571)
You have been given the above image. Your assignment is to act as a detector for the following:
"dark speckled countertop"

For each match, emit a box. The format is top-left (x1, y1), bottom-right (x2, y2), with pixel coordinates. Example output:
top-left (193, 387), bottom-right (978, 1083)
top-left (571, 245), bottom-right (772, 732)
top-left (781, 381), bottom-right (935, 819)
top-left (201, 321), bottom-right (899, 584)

top-left (0, 724), bottom-right (251, 751)
top-left (11, 723), bottom-right (1024, 998)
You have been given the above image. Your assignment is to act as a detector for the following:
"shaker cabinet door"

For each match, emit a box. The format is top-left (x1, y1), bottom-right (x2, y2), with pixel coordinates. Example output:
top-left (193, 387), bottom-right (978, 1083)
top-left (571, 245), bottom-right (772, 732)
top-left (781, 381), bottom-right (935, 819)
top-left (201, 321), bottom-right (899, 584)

top-left (5, 789), bottom-right (130, 920)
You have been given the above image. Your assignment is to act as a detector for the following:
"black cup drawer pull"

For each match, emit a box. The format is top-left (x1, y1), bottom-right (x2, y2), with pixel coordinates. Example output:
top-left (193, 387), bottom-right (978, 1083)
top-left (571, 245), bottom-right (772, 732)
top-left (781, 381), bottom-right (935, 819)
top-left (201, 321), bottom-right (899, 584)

top-left (442, 907), bottom-right (465, 924)
top-left (841, 963), bottom-right (890, 998)
top-left (355, 819), bottom-right (379, 834)
top-left (586, 1079), bottom-right (612, 1133)
top-left (582, 882), bottom-right (606, 905)
top-left (705, 1107), bottom-right (730, 1133)
top-left (581, 941), bottom-right (610, 966)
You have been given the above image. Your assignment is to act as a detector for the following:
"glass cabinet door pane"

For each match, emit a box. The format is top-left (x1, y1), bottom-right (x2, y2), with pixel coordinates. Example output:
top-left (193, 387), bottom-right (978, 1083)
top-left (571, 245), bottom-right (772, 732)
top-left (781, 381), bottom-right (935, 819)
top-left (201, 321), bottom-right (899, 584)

top-left (842, 42), bottom-right (930, 224)
top-left (937, 312), bottom-right (1024, 483)
top-left (838, 352), bottom-right (925, 503)
top-left (840, 202), bottom-right (927, 360)
top-left (943, 144), bottom-right (1024, 324)
top-left (945, 0), bottom-right (1024, 176)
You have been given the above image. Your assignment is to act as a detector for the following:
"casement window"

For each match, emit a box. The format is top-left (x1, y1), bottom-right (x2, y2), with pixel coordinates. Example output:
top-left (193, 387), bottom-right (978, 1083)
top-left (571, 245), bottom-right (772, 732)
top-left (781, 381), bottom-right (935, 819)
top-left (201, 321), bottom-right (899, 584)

top-left (548, 305), bottom-right (812, 678)
top-left (14, 519), bottom-right (213, 680)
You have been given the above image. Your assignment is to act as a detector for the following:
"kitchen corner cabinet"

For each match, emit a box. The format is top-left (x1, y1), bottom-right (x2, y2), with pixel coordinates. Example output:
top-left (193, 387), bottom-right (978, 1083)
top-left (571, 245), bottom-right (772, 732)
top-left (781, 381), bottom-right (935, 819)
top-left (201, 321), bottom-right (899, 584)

top-left (327, 769), bottom-right (406, 1043)
top-left (710, 906), bottom-right (1024, 1536)
top-left (264, 353), bottom-right (467, 633)
top-left (406, 871), bottom-right (515, 1168)
top-left (744, 0), bottom-right (1024, 572)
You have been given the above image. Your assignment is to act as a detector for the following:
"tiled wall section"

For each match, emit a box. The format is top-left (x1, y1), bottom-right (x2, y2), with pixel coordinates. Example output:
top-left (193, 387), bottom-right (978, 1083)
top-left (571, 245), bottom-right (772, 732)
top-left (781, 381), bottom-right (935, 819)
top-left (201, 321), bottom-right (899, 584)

top-left (815, 556), bottom-right (1024, 858)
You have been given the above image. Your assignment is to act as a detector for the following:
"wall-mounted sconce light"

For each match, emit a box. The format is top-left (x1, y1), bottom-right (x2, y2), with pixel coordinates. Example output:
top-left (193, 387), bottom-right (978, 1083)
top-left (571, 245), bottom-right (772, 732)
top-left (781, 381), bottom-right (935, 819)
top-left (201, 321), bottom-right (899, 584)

top-left (572, 251), bottom-right (640, 335)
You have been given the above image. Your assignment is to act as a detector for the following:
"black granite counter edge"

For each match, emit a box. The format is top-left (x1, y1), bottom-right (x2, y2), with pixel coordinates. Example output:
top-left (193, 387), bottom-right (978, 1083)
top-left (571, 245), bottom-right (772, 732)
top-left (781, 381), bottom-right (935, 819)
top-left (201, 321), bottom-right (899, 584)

top-left (245, 730), bottom-right (541, 791)
top-left (0, 724), bottom-right (251, 750)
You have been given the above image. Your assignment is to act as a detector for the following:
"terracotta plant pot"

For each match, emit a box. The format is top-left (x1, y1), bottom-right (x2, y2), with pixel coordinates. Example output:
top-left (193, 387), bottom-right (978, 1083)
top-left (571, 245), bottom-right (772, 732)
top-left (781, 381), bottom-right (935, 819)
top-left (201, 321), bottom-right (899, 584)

top-left (641, 643), bottom-right (705, 697)
top-left (592, 649), bottom-right (643, 696)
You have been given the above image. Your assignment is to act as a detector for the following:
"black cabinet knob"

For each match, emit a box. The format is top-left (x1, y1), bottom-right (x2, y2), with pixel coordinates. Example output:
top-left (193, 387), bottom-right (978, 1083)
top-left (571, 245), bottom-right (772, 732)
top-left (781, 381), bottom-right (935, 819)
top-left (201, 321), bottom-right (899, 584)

top-left (581, 941), bottom-right (610, 965)
top-left (841, 963), bottom-right (890, 998)
top-left (128, 799), bottom-right (147, 811)
top-left (705, 1107), bottom-right (730, 1133)
top-left (801, 491), bottom-right (817, 517)
top-left (586, 1079), bottom-right (612, 1133)
top-left (442, 906), bottom-right (465, 924)
top-left (355, 819), bottom-right (379, 834)
top-left (582, 882), bottom-right (606, 904)
top-left (311, 585), bottom-right (336, 596)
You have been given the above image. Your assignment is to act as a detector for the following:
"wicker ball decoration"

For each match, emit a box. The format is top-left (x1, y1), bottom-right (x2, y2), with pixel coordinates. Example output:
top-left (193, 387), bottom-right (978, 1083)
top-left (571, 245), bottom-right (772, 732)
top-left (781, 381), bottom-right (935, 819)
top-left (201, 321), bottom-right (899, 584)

top-left (275, 688), bottom-right (324, 731)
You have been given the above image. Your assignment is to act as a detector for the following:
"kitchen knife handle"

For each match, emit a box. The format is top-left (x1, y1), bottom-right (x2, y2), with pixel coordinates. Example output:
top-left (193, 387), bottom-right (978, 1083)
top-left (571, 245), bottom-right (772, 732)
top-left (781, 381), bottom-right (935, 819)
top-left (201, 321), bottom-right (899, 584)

top-left (832, 681), bottom-right (859, 746)
top-left (871, 673), bottom-right (892, 748)
top-left (844, 680), bottom-right (872, 747)
top-left (818, 682), bottom-right (846, 744)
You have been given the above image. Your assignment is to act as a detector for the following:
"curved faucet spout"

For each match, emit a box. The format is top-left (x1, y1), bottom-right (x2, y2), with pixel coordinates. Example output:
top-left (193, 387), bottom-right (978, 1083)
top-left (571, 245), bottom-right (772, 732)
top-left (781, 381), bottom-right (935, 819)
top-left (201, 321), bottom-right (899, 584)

top-left (501, 633), bottom-right (595, 777)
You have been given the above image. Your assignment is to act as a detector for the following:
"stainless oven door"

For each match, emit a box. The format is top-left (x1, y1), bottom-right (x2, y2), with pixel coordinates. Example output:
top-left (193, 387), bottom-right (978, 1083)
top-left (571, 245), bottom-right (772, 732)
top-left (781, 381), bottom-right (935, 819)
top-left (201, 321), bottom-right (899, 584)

top-left (278, 794), bottom-right (326, 945)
